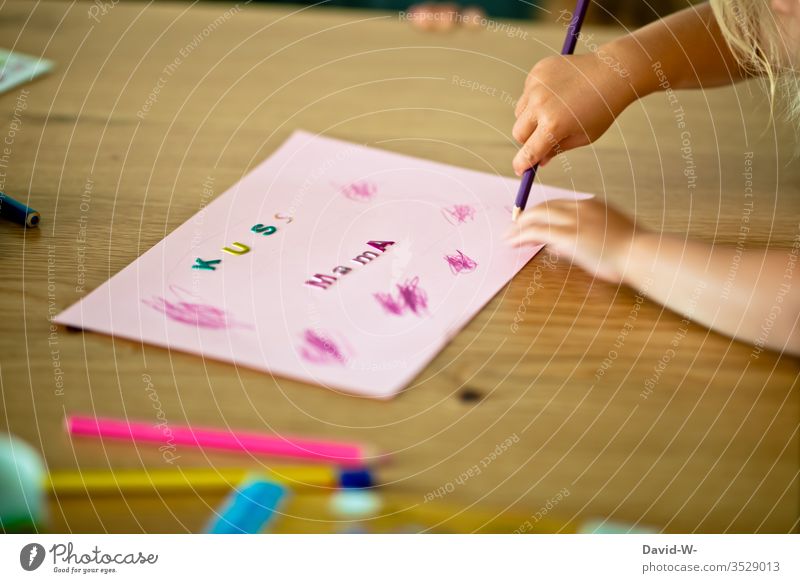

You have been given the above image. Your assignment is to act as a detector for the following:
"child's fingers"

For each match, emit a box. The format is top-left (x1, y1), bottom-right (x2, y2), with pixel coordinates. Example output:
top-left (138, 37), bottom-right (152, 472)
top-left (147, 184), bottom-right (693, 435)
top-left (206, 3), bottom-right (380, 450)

top-left (505, 224), bottom-right (573, 248)
top-left (506, 204), bottom-right (577, 235)
top-left (511, 108), bottom-right (537, 144)
top-left (531, 199), bottom-right (581, 214)
top-left (514, 93), bottom-right (529, 118)
top-left (512, 125), bottom-right (559, 175)
top-left (515, 203), bottom-right (576, 228)
top-left (512, 143), bottom-right (533, 176)
top-left (512, 113), bottom-right (587, 166)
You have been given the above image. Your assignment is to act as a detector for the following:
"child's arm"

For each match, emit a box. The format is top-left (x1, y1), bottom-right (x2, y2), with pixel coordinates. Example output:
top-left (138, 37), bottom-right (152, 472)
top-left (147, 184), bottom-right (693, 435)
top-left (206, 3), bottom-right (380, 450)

top-left (512, 2), bottom-right (749, 175)
top-left (605, 1), bottom-right (749, 92)
top-left (506, 199), bottom-right (800, 356)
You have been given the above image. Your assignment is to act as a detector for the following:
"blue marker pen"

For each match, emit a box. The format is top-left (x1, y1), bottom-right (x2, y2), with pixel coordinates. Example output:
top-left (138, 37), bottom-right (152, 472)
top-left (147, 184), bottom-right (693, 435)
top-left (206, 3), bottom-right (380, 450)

top-left (0, 191), bottom-right (39, 228)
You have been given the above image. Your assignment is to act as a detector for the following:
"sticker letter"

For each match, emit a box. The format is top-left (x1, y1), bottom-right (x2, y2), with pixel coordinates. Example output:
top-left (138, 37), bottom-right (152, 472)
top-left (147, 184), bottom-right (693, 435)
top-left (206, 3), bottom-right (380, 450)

top-left (351, 251), bottom-right (379, 265)
top-left (305, 273), bottom-right (338, 290)
top-left (192, 258), bottom-right (222, 271)
top-left (251, 224), bottom-right (277, 235)
top-left (366, 240), bottom-right (395, 253)
top-left (222, 242), bottom-right (251, 255)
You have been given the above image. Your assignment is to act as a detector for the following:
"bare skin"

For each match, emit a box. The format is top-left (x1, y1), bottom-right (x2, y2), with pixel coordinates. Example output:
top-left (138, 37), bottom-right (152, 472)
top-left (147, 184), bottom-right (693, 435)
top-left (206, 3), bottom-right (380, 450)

top-left (506, 2), bottom-right (799, 356)
top-left (512, 3), bottom-right (748, 174)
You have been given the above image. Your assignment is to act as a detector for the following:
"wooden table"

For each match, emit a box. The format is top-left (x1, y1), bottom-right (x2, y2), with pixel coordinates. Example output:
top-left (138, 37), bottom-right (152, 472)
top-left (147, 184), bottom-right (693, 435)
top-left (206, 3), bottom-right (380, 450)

top-left (1, 0), bottom-right (797, 533)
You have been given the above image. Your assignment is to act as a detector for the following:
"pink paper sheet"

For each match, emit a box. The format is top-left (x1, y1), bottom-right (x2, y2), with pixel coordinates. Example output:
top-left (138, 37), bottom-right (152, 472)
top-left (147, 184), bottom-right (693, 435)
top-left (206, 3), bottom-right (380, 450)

top-left (55, 131), bottom-right (591, 399)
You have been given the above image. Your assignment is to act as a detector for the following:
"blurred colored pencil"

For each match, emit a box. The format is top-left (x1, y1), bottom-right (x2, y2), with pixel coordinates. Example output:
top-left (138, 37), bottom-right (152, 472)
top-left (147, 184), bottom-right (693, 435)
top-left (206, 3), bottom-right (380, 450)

top-left (46, 466), bottom-right (337, 496)
top-left (67, 415), bottom-right (376, 465)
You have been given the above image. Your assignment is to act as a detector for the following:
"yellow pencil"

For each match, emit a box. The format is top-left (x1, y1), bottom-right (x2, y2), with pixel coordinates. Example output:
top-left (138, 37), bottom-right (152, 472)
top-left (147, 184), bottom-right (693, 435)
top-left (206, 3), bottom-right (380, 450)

top-left (46, 466), bottom-right (337, 496)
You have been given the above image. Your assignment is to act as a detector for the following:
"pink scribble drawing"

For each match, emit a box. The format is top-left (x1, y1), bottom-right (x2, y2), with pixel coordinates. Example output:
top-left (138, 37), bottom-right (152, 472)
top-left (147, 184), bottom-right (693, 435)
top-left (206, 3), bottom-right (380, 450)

top-left (442, 204), bottom-right (476, 225)
top-left (444, 250), bottom-right (478, 274)
top-left (143, 286), bottom-right (248, 330)
top-left (374, 276), bottom-right (428, 317)
top-left (373, 293), bottom-right (404, 316)
top-left (298, 329), bottom-right (348, 365)
top-left (337, 180), bottom-right (377, 203)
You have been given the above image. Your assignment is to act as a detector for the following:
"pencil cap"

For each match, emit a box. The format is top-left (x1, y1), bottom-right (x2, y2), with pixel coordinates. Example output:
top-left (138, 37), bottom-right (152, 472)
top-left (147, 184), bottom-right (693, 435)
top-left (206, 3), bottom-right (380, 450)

top-left (339, 467), bottom-right (374, 489)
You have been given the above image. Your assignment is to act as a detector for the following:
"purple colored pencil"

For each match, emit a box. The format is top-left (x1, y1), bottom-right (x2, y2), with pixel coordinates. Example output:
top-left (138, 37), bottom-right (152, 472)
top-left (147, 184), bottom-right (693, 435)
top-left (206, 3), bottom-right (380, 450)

top-left (512, 0), bottom-right (591, 221)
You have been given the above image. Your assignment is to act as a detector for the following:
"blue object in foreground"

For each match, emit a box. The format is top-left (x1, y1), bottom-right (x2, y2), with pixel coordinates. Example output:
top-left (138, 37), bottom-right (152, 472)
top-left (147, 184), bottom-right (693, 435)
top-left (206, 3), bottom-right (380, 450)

top-left (0, 191), bottom-right (40, 228)
top-left (206, 478), bottom-right (288, 534)
top-left (332, 468), bottom-right (382, 520)
top-left (578, 519), bottom-right (658, 534)
top-left (339, 467), bottom-right (375, 489)
top-left (0, 434), bottom-right (46, 532)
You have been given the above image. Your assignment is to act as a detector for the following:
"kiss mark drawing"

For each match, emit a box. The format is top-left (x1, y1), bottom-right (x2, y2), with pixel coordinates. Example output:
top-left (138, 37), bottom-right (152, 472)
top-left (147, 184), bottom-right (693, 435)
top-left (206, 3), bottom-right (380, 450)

top-left (441, 204), bottom-right (476, 225)
top-left (298, 328), bottom-right (349, 365)
top-left (142, 286), bottom-right (249, 330)
top-left (374, 276), bottom-right (428, 316)
top-left (337, 180), bottom-right (377, 203)
top-left (444, 250), bottom-right (478, 274)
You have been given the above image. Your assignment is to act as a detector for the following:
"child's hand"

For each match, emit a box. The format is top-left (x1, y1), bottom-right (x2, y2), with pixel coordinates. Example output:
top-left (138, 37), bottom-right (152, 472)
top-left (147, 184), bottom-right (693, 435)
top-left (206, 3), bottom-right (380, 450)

top-left (504, 199), bottom-right (640, 283)
top-left (512, 53), bottom-right (637, 175)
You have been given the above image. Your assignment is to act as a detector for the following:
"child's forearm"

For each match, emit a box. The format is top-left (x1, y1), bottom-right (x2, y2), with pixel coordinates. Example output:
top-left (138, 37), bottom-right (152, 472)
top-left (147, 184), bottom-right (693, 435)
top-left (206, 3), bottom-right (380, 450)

top-left (603, 2), bottom-right (748, 97)
top-left (621, 233), bottom-right (800, 356)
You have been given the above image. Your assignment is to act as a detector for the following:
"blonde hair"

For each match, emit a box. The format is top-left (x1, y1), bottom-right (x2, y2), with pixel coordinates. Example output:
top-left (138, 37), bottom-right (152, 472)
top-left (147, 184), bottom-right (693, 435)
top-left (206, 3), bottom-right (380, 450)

top-left (710, 0), bottom-right (800, 124)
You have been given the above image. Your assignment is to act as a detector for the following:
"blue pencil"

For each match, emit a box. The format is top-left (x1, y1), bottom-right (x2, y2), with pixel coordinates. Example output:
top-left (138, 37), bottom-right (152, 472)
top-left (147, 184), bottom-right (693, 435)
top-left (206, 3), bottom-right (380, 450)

top-left (512, 0), bottom-right (591, 221)
top-left (0, 191), bottom-right (40, 227)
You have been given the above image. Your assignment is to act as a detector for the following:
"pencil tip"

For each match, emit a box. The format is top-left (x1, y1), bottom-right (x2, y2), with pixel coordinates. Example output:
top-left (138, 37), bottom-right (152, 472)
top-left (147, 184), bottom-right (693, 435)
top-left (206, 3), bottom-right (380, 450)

top-left (511, 207), bottom-right (521, 222)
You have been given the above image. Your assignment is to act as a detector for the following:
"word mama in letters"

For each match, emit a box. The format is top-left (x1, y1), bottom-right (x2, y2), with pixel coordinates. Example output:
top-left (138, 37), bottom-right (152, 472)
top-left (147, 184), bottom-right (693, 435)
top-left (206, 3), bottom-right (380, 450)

top-left (305, 240), bottom-right (395, 290)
